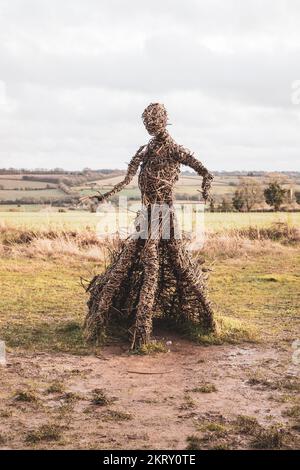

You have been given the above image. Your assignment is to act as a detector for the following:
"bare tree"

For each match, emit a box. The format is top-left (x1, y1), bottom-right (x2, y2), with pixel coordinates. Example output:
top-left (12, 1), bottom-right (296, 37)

top-left (234, 177), bottom-right (264, 212)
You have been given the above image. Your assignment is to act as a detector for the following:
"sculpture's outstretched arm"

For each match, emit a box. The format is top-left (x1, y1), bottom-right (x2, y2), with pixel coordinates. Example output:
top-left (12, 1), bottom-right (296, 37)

top-left (175, 145), bottom-right (214, 202)
top-left (81, 145), bottom-right (146, 203)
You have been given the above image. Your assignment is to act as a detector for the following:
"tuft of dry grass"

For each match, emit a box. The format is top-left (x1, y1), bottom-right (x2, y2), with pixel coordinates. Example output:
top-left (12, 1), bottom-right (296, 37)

top-left (198, 422), bottom-right (228, 437)
top-left (186, 434), bottom-right (202, 450)
top-left (203, 223), bottom-right (300, 258)
top-left (13, 237), bottom-right (103, 261)
top-left (179, 395), bottom-right (196, 410)
top-left (201, 222), bottom-right (300, 259)
top-left (13, 389), bottom-right (39, 403)
top-left (60, 392), bottom-right (82, 403)
top-left (250, 425), bottom-right (284, 449)
top-left (190, 383), bottom-right (217, 393)
top-left (100, 410), bottom-right (133, 422)
top-left (235, 415), bottom-right (260, 435)
top-left (25, 424), bottom-right (63, 444)
top-left (0, 409), bottom-right (12, 418)
top-left (46, 381), bottom-right (65, 394)
top-left (185, 315), bottom-right (258, 345)
top-left (0, 225), bottom-right (105, 261)
top-left (137, 341), bottom-right (168, 355)
top-left (247, 373), bottom-right (300, 392)
top-left (90, 388), bottom-right (116, 406)
top-left (282, 405), bottom-right (300, 419)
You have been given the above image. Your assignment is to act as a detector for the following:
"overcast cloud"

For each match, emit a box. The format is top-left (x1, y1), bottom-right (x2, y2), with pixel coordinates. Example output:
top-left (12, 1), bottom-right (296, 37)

top-left (0, 0), bottom-right (300, 170)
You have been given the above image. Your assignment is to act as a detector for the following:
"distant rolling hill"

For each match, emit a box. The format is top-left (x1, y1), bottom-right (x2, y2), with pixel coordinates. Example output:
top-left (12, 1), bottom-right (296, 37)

top-left (0, 170), bottom-right (299, 208)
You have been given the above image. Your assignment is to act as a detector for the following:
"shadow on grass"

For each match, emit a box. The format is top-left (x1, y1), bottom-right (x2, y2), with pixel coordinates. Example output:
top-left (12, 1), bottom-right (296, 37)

top-left (1, 320), bottom-right (89, 354)
top-left (99, 310), bottom-right (258, 351)
top-left (1, 313), bottom-right (258, 355)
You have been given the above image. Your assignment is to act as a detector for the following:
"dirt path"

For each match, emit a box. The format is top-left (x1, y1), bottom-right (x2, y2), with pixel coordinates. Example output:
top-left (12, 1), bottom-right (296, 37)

top-left (0, 337), bottom-right (299, 449)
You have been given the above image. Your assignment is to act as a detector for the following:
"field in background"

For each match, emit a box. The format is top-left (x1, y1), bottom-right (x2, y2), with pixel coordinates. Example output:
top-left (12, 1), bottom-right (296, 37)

top-left (0, 179), bottom-right (56, 189)
top-left (0, 189), bottom-right (65, 200)
top-left (74, 173), bottom-right (300, 201)
top-left (1, 171), bottom-right (300, 207)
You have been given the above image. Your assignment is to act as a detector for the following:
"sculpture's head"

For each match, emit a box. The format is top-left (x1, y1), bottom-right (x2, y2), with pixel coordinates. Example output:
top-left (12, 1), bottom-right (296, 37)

top-left (142, 103), bottom-right (168, 136)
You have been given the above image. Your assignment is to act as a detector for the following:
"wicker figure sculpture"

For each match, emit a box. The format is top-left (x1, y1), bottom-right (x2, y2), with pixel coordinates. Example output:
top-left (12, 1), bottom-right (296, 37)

top-left (83, 103), bottom-right (215, 349)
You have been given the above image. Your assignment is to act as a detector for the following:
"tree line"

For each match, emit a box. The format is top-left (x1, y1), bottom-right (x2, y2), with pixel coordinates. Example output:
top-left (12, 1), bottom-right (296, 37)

top-left (210, 178), bottom-right (300, 212)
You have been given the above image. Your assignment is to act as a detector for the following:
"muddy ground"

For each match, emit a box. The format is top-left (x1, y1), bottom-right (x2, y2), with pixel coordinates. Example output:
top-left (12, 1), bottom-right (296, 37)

top-left (0, 335), bottom-right (299, 450)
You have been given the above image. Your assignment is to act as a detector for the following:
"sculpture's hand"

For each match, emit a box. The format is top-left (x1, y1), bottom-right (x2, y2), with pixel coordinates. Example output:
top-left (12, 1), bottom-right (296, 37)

top-left (79, 193), bottom-right (104, 204)
top-left (201, 173), bottom-right (213, 203)
top-left (202, 189), bottom-right (209, 203)
top-left (175, 145), bottom-right (213, 204)
top-left (197, 188), bottom-right (211, 203)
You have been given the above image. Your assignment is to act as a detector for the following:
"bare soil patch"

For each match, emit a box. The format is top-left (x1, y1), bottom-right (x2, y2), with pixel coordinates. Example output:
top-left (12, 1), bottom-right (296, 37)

top-left (0, 336), bottom-right (299, 450)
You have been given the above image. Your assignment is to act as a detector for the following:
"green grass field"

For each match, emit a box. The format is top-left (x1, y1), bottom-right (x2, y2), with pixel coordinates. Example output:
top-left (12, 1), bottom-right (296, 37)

top-left (0, 244), bottom-right (298, 353)
top-left (0, 210), bottom-right (299, 232)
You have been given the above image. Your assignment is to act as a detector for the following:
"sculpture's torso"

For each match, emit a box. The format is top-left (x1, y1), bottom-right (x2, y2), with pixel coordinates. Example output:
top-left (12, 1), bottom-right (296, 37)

top-left (138, 135), bottom-right (180, 205)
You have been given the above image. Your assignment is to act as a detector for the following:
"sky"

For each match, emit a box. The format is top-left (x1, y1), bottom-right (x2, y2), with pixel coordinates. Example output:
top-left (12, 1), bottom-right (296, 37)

top-left (0, 0), bottom-right (300, 171)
